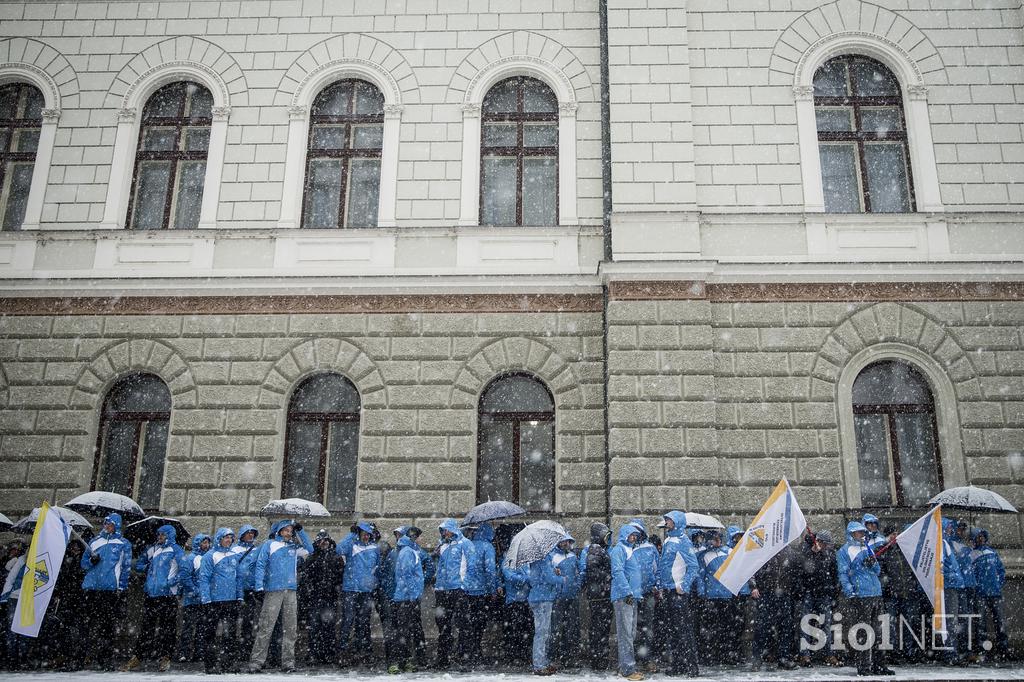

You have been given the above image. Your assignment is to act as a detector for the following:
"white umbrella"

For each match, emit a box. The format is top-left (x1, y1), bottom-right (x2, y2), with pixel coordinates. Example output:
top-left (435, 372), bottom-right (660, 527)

top-left (0, 512), bottom-right (12, 530)
top-left (683, 512), bottom-right (725, 530)
top-left (260, 498), bottom-right (330, 518)
top-left (65, 491), bottom-right (145, 521)
top-left (11, 506), bottom-right (93, 534)
top-left (502, 520), bottom-right (570, 569)
top-left (929, 486), bottom-right (1017, 513)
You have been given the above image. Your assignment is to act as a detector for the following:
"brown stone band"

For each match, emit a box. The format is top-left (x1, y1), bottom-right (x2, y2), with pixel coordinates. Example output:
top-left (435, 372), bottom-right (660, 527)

top-left (611, 281), bottom-right (1024, 302)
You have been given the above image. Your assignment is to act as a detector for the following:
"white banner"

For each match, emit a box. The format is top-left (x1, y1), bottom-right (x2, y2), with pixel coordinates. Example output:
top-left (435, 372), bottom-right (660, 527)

top-left (12, 502), bottom-right (70, 638)
top-left (896, 505), bottom-right (946, 634)
top-left (714, 479), bottom-right (806, 595)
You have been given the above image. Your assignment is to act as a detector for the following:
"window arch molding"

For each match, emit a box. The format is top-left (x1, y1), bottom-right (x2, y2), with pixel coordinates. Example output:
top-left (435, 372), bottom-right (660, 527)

top-left (459, 56), bottom-right (578, 227)
top-left (793, 33), bottom-right (943, 215)
top-left (101, 61), bottom-right (231, 230)
top-left (0, 64), bottom-right (60, 230)
top-left (837, 343), bottom-right (966, 508)
top-left (278, 59), bottom-right (403, 229)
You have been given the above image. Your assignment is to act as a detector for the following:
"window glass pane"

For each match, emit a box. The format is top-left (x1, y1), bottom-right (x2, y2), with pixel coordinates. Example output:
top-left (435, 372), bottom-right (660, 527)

top-left (860, 108), bottom-right (903, 134)
top-left (325, 421), bottom-right (359, 511)
top-left (0, 86), bottom-right (18, 119)
top-left (851, 60), bottom-right (900, 97)
top-left (819, 144), bottom-right (861, 213)
top-left (303, 159), bottom-right (343, 228)
top-left (291, 373), bottom-right (360, 414)
top-left (14, 129), bottom-right (39, 153)
top-left (864, 143), bottom-right (911, 213)
top-left (351, 124), bottom-right (383, 149)
top-left (313, 83), bottom-right (352, 116)
top-left (144, 83), bottom-right (185, 118)
top-left (524, 123), bottom-right (558, 147)
top-left (483, 123), bottom-right (517, 147)
top-left (0, 130), bottom-right (9, 152)
top-left (22, 86), bottom-right (43, 120)
top-left (523, 78), bottom-right (557, 113)
top-left (142, 127), bottom-right (177, 151)
top-left (520, 421), bottom-right (554, 512)
top-left (852, 361), bottom-right (932, 406)
top-left (187, 85), bottom-right (213, 119)
top-left (345, 158), bottom-right (380, 228)
top-left (172, 160), bottom-right (205, 229)
top-left (311, 125), bottom-right (346, 150)
top-left (481, 375), bottom-right (554, 413)
top-left (483, 79), bottom-right (518, 114)
top-left (99, 421), bottom-right (137, 497)
top-left (481, 156), bottom-right (517, 226)
top-left (815, 108), bottom-right (853, 132)
top-left (137, 420), bottom-right (168, 509)
top-left (105, 374), bottom-right (172, 414)
top-left (522, 156), bottom-right (556, 226)
top-left (183, 127), bottom-right (211, 152)
top-left (354, 81), bottom-right (384, 115)
top-left (894, 413), bottom-right (939, 506)
top-left (813, 60), bottom-right (849, 97)
top-left (132, 161), bottom-right (172, 229)
top-left (854, 414), bottom-right (893, 507)
top-left (284, 422), bottom-right (323, 501)
top-left (479, 420), bottom-right (515, 503)
top-left (2, 162), bottom-right (34, 230)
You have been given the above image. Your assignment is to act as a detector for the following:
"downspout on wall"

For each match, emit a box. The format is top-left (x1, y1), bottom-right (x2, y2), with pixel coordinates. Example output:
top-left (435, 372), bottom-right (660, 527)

top-left (599, 0), bottom-right (613, 527)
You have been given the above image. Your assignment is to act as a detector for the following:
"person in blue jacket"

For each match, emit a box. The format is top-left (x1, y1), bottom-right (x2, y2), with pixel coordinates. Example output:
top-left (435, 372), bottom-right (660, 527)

top-left (388, 533), bottom-right (426, 674)
top-left (838, 520), bottom-right (892, 676)
top-left (694, 529), bottom-right (738, 664)
top-left (656, 510), bottom-right (699, 676)
top-left (122, 524), bottom-right (186, 672)
top-left (463, 523), bottom-right (499, 669)
top-left (80, 513), bottom-right (133, 670)
top-left (248, 519), bottom-right (312, 673)
top-left (970, 528), bottom-right (1008, 661)
top-left (501, 559), bottom-right (533, 666)
top-left (610, 523), bottom-right (644, 680)
top-left (951, 519), bottom-right (978, 659)
top-left (231, 524), bottom-right (262, 660)
top-left (528, 537), bottom-right (567, 675)
top-left (405, 527), bottom-right (433, 668)
top-left (336, 520), bottom-right (381, 667)
top-left (940, 518), bottom-right (966, 663)
top-left (177, 533), bottom-right (211, 664)
top-left (432, 518), bottom-right (475, 669)
top-left (628, 519), bottom-right (659, 673)
top-left (550, 534), bottom-right (581, 667)
top-left (1, 546), bottom-right (28, 669)
top-left (198, 528), bottom-right (244, 674)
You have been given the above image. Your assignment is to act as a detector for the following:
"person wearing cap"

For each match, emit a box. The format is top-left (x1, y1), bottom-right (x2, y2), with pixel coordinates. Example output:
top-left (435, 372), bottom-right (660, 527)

top-left (657, 511), bottom-right (699, 677)
top-left (952, 519), bottom-right (979, 661)
top-left (463, 523), bottom-right (500, 669)
top-left (178, 533), bottom-right (212, 664)
top-left (940, 518), bottom-right (967, 665)
top-left (549, 532), bottom-right (581, 668)
top-left (838, 520), bottom-right (893, 676)
top-left (336, 520), bottom-right (382, 667)
top-left (861, 514), bottom-right (886, 553)
top-left (389, 528), bottom-right (426, 673)
top-left (248, 518), bottom-right (312, 673)
top-left (433, 518), bottom-right (476, 669)
top-left (231, 524), bottom-right (262, 660)
top-left (695, 529), bottom-right (739, 665)
top-left (122, 524), bottom-right (186, 673)
top-left (626, 519), bottom-right (659, 673)
top-left (197, 528), bottom-right (244, 674)
top-left (501, 552), bottom-right (533, 667)
top-left (528, 534), bottom-right (570, 675)
top-left (579, 523), bottom-right (612, 670)
top-left (610, 523), bottom-right (644, 681)
top-left (378, 526), bottom-right (408, 668)
top-left (970, 528), bottom-right (1008, 663)
top-left (298, 530), bottom-right (341, 665)
top-left (722, 526), bottom-right (751, 665)
top-left (795, 529), bottom-right (839, 667)
top-left (80, 513), bottom-right (133, 670)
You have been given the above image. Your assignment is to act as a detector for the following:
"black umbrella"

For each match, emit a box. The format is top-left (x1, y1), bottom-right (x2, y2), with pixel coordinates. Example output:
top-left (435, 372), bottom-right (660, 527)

top-left (124, 516), bottom-right (190, 549)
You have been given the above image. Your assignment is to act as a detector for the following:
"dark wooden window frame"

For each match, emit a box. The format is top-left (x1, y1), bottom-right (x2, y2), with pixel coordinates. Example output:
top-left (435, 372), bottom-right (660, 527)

top-left (476, 371), bottom-right (556, 511)
top-left (90, 373), bottom-right (171, 511)
top-left (300, 79), bottom-right (384, 229)
top-left (282, 374), bottom-right (361, 511)
top-left (852, 363), bottom-right (943, 507)
top-left (815, 55), bottom-right (916, 213)
top-left (126, 81), bottom-right (212, 230)
top-left (0, 82), bottom-right (43, 231)
top-left (479, 76), bottom-right (559, 227)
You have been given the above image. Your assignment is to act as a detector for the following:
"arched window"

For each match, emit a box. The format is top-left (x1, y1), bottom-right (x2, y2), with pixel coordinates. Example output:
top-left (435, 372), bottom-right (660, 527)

top-left (814, 56), bottom-right (914, 213)
top-left (283, 373), bottom-right (360, 511)
top-left (853, 360), bottom-right (942, 507)
top-left (92, 373), bottom-right (171, 510)
top-left (477, 373), bottom-right (555, 511)
top-left (480, 77), bottom-right (558, 226)
top-left (127, 81), bottom-right (213, 230)
top-left (302, 79), bottom-right (383, 229)
top-left (0, 82), bottom-right (43, 230)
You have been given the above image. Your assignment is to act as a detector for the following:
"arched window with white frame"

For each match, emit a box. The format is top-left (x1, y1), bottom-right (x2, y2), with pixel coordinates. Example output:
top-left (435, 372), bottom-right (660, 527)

top-left (0, 82), bottom-right (44, 230)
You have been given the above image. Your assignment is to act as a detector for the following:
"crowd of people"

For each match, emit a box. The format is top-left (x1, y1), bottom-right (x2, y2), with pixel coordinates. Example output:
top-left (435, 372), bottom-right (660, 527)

top-left (0, 509), bottom-right (1012, 677)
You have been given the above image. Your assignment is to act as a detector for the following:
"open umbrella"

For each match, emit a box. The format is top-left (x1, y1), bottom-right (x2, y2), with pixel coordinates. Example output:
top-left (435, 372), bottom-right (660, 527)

top-left (124, 516), bottom-right (190, 549)
top-left (929, 486), bottom-right (1018, 514)
top-left (260, 498), bottom-right (330, 518)
top-left (502, 520), bottom-right (570, 569)
top-left (11, 506), bottom-right (92, 534)
top-left (0, 512), bottom-right (12, 531)
top-left (683, 512), bottom-right (725, 530)
top-left (65, 491), bottom-right (145, 522)
top-left (461, 500), bottom-right (527, 527)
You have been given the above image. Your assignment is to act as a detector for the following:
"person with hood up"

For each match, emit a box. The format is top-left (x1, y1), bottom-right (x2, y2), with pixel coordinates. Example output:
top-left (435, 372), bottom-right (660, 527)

top-left (862, 514), bottom-right (886, 553)
top-left (80, 512), bottom-right (133, 669)
top-left (628, 519), bottom-right (659, 673)
top-left (389, 531), bottom-right (426, 674)
top-left (177, 533), bottom-right (211, 664)
top-left (231, 524), bottom-right (262, 659)
top-left (248, 518), bottom-right (312, 673)
top-left (336, 520), bottom-right (381, 667)
top-left (550, 533), bottom-right (581, 668)
top-left (656, 511), bottom-right (699, 677)
top-left (432, 518), bottom-right (475, 669)
top-left (299, 530), bottom-right (341, 665)
top-left (940, 518), bottom-right (966, 664)
top-left (463, 523), bottom-right (499, 668)
top-left (952, 519), bottom-right (978, 660)
top-left (795, 529), bottom-right (840, 667)
top-left (122, 524), bottom-right (186, 672)
top-left (579, 523), bottom-right (612, 670)
top-left (501, 555), bottom-right (533, 666)
top-left (838, 520), bottom-right (893, 676)
top-left (405, 527), bottom-right (433, 668)
top-left (528, 534), bottom-right (569, 675)
top-left (46, 538), bottom-right (88, 671)
top-left (970, 528), bottom-right (1008, 662)
top-left (197, 527), bottom-right (244, 674)
top-left (610, 523), bottom-right (644, 681)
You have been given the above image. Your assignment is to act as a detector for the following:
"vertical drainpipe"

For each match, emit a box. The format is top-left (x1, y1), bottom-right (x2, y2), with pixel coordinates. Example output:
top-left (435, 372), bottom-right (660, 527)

top-left (599, 0), bottom-right (613, 527)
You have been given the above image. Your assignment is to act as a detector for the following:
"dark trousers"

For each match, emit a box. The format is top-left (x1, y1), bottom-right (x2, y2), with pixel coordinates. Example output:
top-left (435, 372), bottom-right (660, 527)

top-left (551, 597), bottom-right (580, 665)
top-left (411, 599), bottom-right (428, 665)
top-left (134, 595), bottom-right (178, 660)
top-left (308, 598), bottom-right (339, 665)
top-left (848, 596), bottom-right (884, 673)
top-left (338, 591), bottom-right (373, 662)
top-left (503, 600), bottom-right (533, 665)
top-left (389, 600), bottom-right (420, 667)
top-left (434, 589), bottom-right (469, 666)
top-left (666, 592), bottom-right (699, 675)
top-left (586, 598), bottom-right (612, 669)
top-left (462, 595), bottom-right (488, 667)
top-left (82, 590), bottom-right (127, 668)
top-left (635, 592), bottom-right (655, 664)
top-left (203, 601), bottom-right (239, 672)
top-left (752, 592), bottom-right (794, 663)
top-left (238, 590), bottom-right (263, 662)
top-left (699, 597), bottom-right (736, 663)
top-left (176, 604), bottom-right (207, 662)
top-left (979, 596), bottom-right (1009, 657)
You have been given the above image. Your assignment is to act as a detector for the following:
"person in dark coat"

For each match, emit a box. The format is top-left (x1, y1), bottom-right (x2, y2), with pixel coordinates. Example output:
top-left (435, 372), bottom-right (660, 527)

top-left (580, 523), bottom-right (612, 670)
top-left (298, 531), bottom-right (342, 665)
top-left (795, 530), bottom-right (840, 666)
top-left (46, 538), bottom-right (88, 671)
top-left (750, 541), bottom-right (800, 671)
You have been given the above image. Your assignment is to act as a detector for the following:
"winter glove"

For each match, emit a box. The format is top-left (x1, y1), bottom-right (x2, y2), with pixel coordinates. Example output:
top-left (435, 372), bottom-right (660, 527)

top-left (90, 554), bottom-right (100, 566)
top-left (864, 556), bottom-right (876, 567)
top-left (293, 523), bottom-right (303, 533)
top-left (624, 595), bottom-right (634, 606)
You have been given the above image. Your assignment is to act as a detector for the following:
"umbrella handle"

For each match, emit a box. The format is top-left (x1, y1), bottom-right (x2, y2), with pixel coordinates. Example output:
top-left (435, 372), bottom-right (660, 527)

top-left (70, 527), bottom-right (97, 559)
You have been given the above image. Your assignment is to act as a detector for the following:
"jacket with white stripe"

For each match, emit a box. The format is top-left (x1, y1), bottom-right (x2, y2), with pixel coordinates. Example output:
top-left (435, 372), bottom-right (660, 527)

top-left (81, 513), bottom-right (132, 592)
top-left (198, 528), bottom-right (245, 603)
top-left (252, 519), bottom-right (312, 592)
top-left (657, 513), bottom-right (699, 594)
top-left (135, 524), bottom-right (186, 598)
top-left (434, 518), bottom-right (475, 592)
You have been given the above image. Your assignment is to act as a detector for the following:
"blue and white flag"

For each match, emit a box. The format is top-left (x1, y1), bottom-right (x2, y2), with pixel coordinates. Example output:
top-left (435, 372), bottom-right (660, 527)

top-left (12, 502), bottom-right (70, 637)
top-left (896, 505), bottom-right (946, 634)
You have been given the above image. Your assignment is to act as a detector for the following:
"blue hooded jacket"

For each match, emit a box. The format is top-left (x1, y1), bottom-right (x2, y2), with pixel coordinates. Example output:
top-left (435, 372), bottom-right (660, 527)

top-left (198, 527), bottom-right (244, 604)
top-left (940, 519), bottom-right (965, 590)
top-left (945, 520), bottom-right (975, 589)
top-left (336, 521), bottom-right (381, 593)
top-left (609, 524), bottom-right (643, 602)
top-left (81, 513), bottom-right (132, 592)
top-left (697, 535), bottom-right (734, 600)
top-left (466, 523), bottom-right (499, 596)
top-left (502, 562), bottom-right (531, 603)
top-left (135, 524), bottom-right (186, 597)
top-left (434, 519), bottom-right (475, 592)
top-left (528, 548), bottom-right (565, 604)
top-left (181, 533), bottom-right (211, 607)
top-left (392, 536), bottom-right (425, 602)
top-left (837, 521), bottom-right (882, 598)
top-left (969, 530), bottom-right (1005, 598)
top-left (629, 519), bottom-right (659, 595)
top-left (231, 524), bottom-right (261, 592)
top-left (657, 511), bottom-right (699, 593)
top-left (253, 519), bottom-right (312, 592)
top-left (550, 539), bottom-right (581, 600)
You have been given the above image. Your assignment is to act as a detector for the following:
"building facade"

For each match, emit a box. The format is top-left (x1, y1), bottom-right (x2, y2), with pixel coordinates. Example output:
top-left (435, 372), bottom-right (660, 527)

top-left (0, 0), bottom-right (1022, 584)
